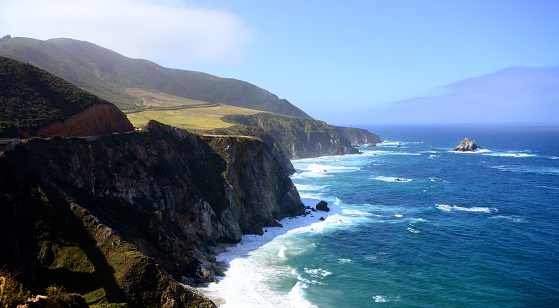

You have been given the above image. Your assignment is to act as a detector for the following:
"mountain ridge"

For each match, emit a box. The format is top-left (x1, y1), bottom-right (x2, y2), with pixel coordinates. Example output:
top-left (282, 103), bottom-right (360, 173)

top-left (0, 36), bottom-right (311, 118)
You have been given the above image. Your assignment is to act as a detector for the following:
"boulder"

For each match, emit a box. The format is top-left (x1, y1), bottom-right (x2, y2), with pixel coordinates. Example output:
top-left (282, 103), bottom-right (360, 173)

top-left (316, 200), bottom-right (330, 212)
top-left (453, 138), bottom-right (482, 152)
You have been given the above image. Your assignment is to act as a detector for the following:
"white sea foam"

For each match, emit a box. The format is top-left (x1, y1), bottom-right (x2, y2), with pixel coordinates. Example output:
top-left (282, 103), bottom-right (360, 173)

top-left (294, 184), bottom-right (329, 191)
top-left (489, 215), bottom-right (526, 223)
top-left (372, 176), bottom-right (412, 182)
top-left (436, 204), bottom-right (497, 213)
top-left (373, 295), bottom-right (389, 302)
top-left (407, 227), bottom-right (420, 234)
top-left (288, 281), bottom-right (318, 308)
top-left (394, 214), bottom-right (403, 217)
top-left (198, 197), bottom-right (342, 307)
top-left (484, 152), bottom-right (536, 158)
top-left (338, 258), bottom-right (352, 264)
top-left (491, 165), bottom-right (559, 175)
top-left (304, 268), bottom-right (333, 278)
top-left (450, 148), bottom-right (491, 154)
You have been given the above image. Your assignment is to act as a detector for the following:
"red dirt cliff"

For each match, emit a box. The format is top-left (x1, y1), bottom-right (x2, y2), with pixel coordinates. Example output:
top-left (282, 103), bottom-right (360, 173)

top-left (28, 103), bottom-right (134, 138)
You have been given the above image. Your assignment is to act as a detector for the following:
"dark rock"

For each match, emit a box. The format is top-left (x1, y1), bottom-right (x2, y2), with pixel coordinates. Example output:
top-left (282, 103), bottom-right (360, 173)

top-left (453, 138), bottom-right (483, 152)
top-left (319, 217), bottom-right (325, 221)
top-left (316, 200), bottom-right (330, 212)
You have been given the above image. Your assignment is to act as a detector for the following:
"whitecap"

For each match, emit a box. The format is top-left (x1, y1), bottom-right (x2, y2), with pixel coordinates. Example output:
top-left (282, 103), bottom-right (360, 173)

top-left (394, 214), bottom-right (403, 217)
top-left (294, 184), bottom-right (329, 191)
top-left (373, 295), bottom-right (389, 302)
top-left (288, 281), bottom-right (318, 308)
top-left (407, 228), bottom-right (420, 234)
top-left (450, 148), bottom-right (491, 154)
top-left (489, 215), bottom-right (526, 223)
top-left (372, 176), bottom-right (412, 182)
top-left (278, 245), bottom-right (287, 259)
top-left (304, 268), bottom-right (333, 278)
top-left (338, 258), bottom-right (352, 264)
top-left (484, 152), bottom-right (536, 158)
top-left (436, 204), bottom-right (497, 213)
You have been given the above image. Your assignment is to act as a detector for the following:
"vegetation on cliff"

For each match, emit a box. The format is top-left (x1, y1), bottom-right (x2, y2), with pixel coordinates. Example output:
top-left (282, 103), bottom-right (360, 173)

top-left (219, 113), bottom-right (360, 159)
top-left (0, 37), bottom-right (310, 118)
top-left (0, 56), bottom-right (133, 138)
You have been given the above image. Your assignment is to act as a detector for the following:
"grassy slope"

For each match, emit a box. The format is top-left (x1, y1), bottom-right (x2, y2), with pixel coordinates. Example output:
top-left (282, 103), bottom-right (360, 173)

top-left (127, 105), bottom-right (259, 131)
top-left (124, 87), bottom-right (260, 130)
top-left (0, 37), bottom-right (311, 118)
top-left (0, 56), bottom-right (110, 137)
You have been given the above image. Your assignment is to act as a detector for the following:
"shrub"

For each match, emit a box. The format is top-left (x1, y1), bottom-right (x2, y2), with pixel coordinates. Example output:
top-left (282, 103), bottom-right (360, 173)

top-left (0, 267), bottom-right (31, 308)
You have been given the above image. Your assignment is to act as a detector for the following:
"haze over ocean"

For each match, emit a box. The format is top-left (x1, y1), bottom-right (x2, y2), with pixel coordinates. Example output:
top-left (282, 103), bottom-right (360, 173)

top-left (203, 124), bottom-right (559, 307)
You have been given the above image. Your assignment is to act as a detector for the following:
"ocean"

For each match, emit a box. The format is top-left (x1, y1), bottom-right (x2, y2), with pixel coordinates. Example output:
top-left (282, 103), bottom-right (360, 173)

top-left (200, 124), bottom-right (559, 307)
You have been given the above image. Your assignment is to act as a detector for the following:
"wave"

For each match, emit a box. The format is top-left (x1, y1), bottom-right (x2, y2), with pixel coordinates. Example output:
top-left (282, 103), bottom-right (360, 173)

top-left (489, 215), bottom-right (526, 223)
top-left (304, 267), bottom-right (333, 278)
top-left (484, 152), bottom-right (537, 158)
top-left (363, 150), bottom-right (421, 156)
top-left (294, 184), bottom-right (329, 191)
top-left (372, 176), bottom-right (412, 182)
top-left (288, 281), bottom-right (318, 308)
top-left (407, 227), bottom-right (420, 234)
top-left (450, 148), bottom-right (491, 154)
top-left (491, 165), bottom-right (559, 176)
top-left (436, 204), bottom-right (498, 213)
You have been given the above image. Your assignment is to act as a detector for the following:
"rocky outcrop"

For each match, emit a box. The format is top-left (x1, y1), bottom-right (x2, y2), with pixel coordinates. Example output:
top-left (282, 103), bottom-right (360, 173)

top-left (222, 113), bottom-right (360, 159)
top-left (29, 103), bottom-right (134, 138)
top-left (334, 126), bottom-right (381, 147)
top-left (453, 138), bottom-right (482, 152)
top-left (0, 120), bottom-right (304, 307)
top-left (316, 201), bottom-right (330, 212)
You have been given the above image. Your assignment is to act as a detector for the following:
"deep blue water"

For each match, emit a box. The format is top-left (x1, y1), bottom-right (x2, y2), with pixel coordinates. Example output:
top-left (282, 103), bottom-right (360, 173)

top-left (287, 124), bottom-right (559, 307)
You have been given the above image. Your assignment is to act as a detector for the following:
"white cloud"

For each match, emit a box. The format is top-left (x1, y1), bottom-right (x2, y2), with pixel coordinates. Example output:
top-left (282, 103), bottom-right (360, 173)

top-left (0, 0), bottom-right (253, 67)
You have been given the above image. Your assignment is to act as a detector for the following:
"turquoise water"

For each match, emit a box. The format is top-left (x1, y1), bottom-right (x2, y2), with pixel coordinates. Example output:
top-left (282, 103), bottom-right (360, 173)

top-left (205, 124), bottom-right (559, 307)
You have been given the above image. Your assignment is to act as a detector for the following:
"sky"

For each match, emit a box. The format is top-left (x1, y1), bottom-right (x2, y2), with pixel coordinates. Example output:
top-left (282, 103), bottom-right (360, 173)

top-left (1, 0), bottom-right (558, 124)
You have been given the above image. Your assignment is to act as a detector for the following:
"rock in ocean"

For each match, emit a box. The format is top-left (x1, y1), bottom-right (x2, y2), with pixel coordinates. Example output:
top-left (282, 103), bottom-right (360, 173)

top-left (316, 200), bottom-right (330, 212)
top-left (453, 138), bottom-right (483, 152)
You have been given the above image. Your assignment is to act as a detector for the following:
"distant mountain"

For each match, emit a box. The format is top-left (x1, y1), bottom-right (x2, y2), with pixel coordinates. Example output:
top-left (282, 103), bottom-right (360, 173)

top-left (0, 56), bottom-right (133, 138)
top-left (367, 66), bottom-right (559, 124)
top-left (0, 37), bottom-right (311, 118)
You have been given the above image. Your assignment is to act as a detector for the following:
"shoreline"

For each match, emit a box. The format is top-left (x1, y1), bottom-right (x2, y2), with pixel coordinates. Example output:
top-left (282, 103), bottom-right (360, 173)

top-left (196, 197), bottom-right (342, 307)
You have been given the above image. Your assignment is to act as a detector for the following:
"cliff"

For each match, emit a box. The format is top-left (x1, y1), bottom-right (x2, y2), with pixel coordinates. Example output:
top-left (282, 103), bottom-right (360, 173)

top-left (0, 121), bottom-right (305, 307)
top-left (334, 126), bottom-right (381, 147)
top-left (221, 113), bottom-right (360, 159)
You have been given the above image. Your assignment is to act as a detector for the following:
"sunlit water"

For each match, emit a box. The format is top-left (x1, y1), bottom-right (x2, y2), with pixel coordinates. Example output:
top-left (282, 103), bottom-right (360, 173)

top-left (200, 124), bottom-right (559, 307)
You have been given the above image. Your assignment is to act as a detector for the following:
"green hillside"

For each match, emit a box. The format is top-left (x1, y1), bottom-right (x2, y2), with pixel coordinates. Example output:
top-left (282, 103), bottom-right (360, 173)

top-left (0, 56), bottom-right (110, 137)
top-left (0, 37), bottom-right (311, 118)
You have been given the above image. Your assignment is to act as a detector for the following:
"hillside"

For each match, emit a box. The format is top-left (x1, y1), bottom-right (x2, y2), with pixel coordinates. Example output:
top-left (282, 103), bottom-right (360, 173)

top-left (0, 36), bottom-right (311, 118)
top-left (0, 56), bottom-right (133, 138)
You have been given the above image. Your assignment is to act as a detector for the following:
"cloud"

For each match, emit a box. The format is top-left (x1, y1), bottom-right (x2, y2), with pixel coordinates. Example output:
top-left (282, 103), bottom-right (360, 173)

top-left (0, 0), bottom-right (253, 67)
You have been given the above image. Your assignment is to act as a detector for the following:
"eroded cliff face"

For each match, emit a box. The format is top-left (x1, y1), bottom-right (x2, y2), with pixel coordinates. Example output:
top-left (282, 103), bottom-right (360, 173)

top-left (0, 120), bottom-right (304, 307)
top-left (334, 126), bottom-right (382, 147)
top-left (223, 113), bottom-right (360, 159)
top-left (24, 103), bottom-right (134, 138)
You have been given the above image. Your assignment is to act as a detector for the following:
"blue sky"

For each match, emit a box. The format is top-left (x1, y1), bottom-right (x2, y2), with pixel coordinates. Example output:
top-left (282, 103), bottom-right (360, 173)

top-left (1, 0), bottom-right (558, 124)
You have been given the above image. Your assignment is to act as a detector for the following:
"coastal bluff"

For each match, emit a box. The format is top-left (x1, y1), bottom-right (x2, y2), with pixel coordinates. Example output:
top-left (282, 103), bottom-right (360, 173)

top-left (453, 138), bottom-right (483, 152)
top-left (0, 120), bottom-right (305, 307)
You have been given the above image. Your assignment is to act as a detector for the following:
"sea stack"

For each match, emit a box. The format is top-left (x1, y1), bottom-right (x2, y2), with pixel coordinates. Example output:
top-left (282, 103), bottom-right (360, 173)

top-left (453, 138), bottom-right (482, 152)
